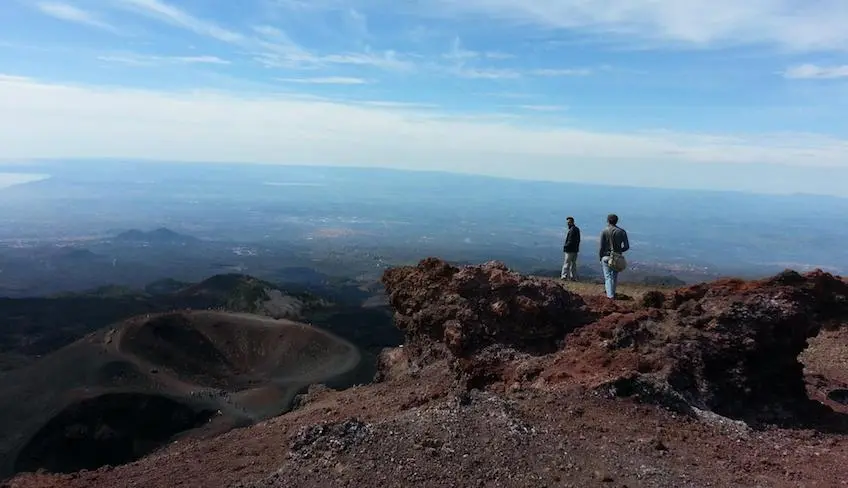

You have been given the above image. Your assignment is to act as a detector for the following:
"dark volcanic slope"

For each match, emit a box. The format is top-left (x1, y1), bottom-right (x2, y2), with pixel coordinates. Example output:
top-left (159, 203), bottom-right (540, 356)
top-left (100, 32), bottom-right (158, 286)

top-left (0, 311), bottom-right (361, 478)
top-left (0, 273), bottom-right (322, 373)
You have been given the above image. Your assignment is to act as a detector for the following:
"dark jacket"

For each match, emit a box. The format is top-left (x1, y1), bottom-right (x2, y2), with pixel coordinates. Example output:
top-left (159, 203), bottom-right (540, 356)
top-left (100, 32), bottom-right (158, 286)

top-left (563, 225), bottom-right (581, 253)
top-left (599, 225), bottom-right (630, 261)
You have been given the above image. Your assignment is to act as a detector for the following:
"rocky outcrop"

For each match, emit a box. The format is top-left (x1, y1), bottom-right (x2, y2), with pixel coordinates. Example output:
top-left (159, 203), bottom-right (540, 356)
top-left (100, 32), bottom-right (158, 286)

top-left (653, 270), bottom-right (848, 421)
top-left (380, 259), bottom-right (848, 425)
top-left (382, 258), bottom-right (589, 357)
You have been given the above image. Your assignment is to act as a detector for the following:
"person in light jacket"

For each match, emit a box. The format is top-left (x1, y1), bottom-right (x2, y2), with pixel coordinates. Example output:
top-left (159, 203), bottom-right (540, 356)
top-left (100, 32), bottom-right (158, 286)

top-left (598, 213), bottom-right (630, 299)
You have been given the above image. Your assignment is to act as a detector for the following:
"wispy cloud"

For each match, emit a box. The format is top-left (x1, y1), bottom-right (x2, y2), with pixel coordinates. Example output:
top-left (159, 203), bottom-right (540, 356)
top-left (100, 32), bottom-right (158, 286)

top-left (441, 37), bottom-right (519, 79)
top-left (253, 25), bottom-right (414, 71)
top-left (35, 2), bottom-right (117, 32)
top-left (268, 0), bottom-right (344, 11)
top-left (439, 37), bottom-right (591, 80)
top-left (485, 52), bottom-right (515, 59)
top-left (255, 47), bottom-right (414, 71)
top-left (0, 74), bottom-right (33, 83)
top-left (443, 37), bottom-right (513, 61)
top-left (426, 0), bottom-right (848, 52)
top-left (481, 92), bottom-right (535, 99)
top-left (344, 8), bottom-right (369, 39)
top-left (98, 53), bottom-right (230, 66)
top-left (784, 64), bottom-right (848, 79)
top-left (322, 51), bottom-right (414, 71)
top-left (532, 68), bottom-right (593, 77)
top-left (250, 25), bottom-right (318, 68)
top-left (109, 2), bottom-right (414, 72)
top-left (356, 100), bottom-right (439, 109)
top-left (278, 76), bottom-right (371, 84)
top-left (451, 67), bottom-right (521, 79)
top-left (117, 0), bottom-right (242, 42)
top-left (516, 104), bottom-right (568, 112)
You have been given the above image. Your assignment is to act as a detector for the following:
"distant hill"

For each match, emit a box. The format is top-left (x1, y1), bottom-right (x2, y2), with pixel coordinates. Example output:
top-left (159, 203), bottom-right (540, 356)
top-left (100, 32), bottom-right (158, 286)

top-left (113, 228), bottom-right (200, 245)
top-left (176, 274), bottom-right (331, 318)
top-left (640, 274), bottom-right (687, 287)
top-left (143, 278), bottom-right (192, 295)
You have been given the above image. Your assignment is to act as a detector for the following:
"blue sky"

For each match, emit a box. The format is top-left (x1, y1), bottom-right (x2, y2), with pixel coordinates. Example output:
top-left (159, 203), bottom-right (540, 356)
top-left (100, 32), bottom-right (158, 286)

top-left (1, 0), bottom-right (847, 195)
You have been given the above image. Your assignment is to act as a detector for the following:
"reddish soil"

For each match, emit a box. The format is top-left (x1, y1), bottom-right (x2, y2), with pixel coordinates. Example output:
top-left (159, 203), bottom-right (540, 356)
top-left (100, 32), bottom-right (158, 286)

top-left (5, 362), bottom-right (846, 488)
top-left (5, 259), bottom-right (848, 488)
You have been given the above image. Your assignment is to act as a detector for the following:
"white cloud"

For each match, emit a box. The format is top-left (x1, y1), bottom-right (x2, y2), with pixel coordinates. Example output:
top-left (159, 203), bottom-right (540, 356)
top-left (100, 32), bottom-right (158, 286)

top-left (443, 37), bottom-right (514, 61)
top-left (108, 2), bottom-right (412, 72)
top-left (451, 67), bottom-right (521, 79)
top-left (532, 68), bottom-right (593, 77)
top-left (35, 2), bottom-right (117, 32)
top-left (784, 64), bottom-right (848, 79)
top-left (439, 37), bottom-right (519, 79)
top-left (321, 51), bottom-right (414, 71)
top-left (439, 37), bottom-right (591, 80)
top-left (443, 37), bottom-right (479, 61)
top-left (250, 25), bottom-right (319, 68)
top-left (356, 100), bottom-right (438, 109)
top-left (268, 0), bottom-right (343, 11)
top-left (2, 75), bottom-right (847, 187)
top-left (344, 8), bottom-right (370, 39)
top-left (117, 0), bottom-right (243, 42)
top-left (485, 52), bottom-right (515, 59)
top-left (481, 92), bottom-right (534, 99)
top-left (0, 75), bottom-right (32, 83)
top-left (98, 54), bottom-right (230, 66)
top-left (278, 76), bottom-right (371, 84)
top-left (426, 0), bottom-right (848, 52)
top-left (256, 48), bottom-right (414, 71)
top-left (516, 104), bottom-right (568, 112)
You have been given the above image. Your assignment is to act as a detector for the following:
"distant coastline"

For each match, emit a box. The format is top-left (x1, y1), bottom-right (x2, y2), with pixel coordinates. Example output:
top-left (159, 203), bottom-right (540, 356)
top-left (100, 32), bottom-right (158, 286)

top-left (0, 173), bottom-right (50, 189)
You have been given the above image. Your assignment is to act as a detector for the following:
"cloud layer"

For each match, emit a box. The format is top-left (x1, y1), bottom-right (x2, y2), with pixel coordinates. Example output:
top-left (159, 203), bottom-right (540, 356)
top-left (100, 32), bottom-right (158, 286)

top-left (2, 75), bottom-right (846, 171)
top-left (2, 0), bottom-right (848, 196)
top-left (784, 64), bottom-right (848, 79)
top-left (427, 0), bottom-right (848, 51)
top-left (35, 1), bottom-right (118, 32)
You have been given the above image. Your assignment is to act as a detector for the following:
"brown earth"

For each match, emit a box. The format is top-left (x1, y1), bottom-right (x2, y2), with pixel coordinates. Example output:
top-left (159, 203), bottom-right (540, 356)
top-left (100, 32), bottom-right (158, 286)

top-left (5, 259), bottom-right (848, 488)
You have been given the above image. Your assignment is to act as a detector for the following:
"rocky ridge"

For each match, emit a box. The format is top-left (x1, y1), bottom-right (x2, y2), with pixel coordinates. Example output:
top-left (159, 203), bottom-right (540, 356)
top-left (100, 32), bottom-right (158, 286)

top-left (381, 258), bottom-right (847, 426)
top-left (5, 258), bottom-right (848, 488)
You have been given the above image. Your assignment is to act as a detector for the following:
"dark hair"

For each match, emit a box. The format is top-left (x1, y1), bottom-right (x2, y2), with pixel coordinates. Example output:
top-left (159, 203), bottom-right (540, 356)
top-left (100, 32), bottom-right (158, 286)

top-left (607, 214), bottom-right (619, 225)
top-left (566, 216), bottom-right (574, 222)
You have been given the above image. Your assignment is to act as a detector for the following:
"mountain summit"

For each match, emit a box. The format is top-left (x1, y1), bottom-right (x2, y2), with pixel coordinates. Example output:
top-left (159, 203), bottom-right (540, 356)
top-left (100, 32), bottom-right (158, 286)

top-left (6, 259), bottom-right (848, 488)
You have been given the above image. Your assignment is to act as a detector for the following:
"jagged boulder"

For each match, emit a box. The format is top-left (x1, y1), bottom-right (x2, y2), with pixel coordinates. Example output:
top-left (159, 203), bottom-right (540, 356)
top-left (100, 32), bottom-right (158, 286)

top-left (588, 269), bottom-right (848, 423)
top-left (381, 258), bottom-right (589, 358)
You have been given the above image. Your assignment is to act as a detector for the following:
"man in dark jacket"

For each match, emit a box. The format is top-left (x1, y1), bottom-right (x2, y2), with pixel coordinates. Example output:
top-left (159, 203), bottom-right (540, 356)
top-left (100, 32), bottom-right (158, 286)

top-left (561, 216), bottom-right (581, 281)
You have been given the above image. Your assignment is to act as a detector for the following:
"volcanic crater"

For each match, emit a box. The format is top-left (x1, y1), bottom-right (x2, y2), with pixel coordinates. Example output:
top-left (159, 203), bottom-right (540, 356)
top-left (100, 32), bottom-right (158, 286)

top-left (0, 311), bottom-right (362, 478)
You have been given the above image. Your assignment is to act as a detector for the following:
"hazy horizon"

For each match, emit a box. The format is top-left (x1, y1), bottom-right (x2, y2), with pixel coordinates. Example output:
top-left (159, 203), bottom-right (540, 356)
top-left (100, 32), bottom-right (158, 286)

top-left (1, 161), bottom-right (845, 283)
top-left (3, 159), bottom-right (848, 199)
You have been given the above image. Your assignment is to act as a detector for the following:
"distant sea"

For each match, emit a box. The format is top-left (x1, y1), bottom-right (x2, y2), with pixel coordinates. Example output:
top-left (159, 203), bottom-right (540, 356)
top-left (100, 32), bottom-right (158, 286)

top-left (0, 172), bottom-right (49, 189)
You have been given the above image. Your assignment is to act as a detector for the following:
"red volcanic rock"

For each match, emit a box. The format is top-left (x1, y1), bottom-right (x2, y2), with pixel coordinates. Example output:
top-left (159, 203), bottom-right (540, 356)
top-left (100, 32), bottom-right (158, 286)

top-left (382, 259), bottom-right (848, 425)
top-left (581, 269), bottom-right (848, 423)
top-left (381, 258), bottom-right (589, 358)
top-left (658, 269), bottom-right (847, 421)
